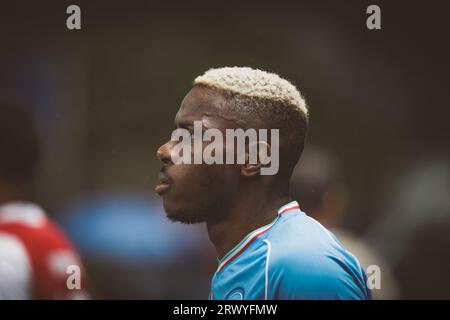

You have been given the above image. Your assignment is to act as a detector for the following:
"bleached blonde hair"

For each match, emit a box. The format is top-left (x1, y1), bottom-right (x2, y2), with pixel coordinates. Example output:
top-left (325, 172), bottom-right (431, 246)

top-left (193, 66), bottom-right (308, 119)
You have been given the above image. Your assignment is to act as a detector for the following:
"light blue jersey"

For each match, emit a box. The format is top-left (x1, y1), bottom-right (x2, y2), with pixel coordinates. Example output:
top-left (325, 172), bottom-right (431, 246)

top-left (209, 201), bottom-right (371, 300)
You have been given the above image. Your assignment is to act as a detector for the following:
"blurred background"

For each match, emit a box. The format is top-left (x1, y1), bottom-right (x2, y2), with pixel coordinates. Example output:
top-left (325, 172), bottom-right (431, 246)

top-left (0, 0), bottom-right (448, 299)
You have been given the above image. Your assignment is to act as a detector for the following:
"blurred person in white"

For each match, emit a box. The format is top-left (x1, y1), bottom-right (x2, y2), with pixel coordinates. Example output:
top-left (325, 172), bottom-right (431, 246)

top-left (290, 146), bottom-right (398, 299)
top-left (0, 98), bottom-right (88, 299)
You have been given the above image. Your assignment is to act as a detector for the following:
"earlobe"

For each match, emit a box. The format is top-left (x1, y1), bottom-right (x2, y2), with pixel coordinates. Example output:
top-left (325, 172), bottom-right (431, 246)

top-left (241, 162), bottom-right (261, 177)
top-left (240, 140), bottom-right (270, 177)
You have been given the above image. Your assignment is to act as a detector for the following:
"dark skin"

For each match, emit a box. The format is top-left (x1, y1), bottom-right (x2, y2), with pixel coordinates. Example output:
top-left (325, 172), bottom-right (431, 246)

top-left (156, 85), bottom-right (291, 259)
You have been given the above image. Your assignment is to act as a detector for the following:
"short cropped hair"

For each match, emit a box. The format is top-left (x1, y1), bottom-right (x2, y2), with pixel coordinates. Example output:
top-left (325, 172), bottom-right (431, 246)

top-left (194, 66), bottom-right (308, 119)
top-left (193, 67), bottom-right (309, 176)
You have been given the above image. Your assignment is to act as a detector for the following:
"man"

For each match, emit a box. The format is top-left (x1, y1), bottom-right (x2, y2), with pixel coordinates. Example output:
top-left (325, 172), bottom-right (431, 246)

top-left (155, 67), bottom-right (370, 300)
top-left (0, 98), bottom-right (88, 299)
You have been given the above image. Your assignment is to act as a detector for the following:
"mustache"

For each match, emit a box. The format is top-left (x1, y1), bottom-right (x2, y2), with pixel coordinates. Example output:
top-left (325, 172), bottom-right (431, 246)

top-left (159, 166), bottom-right (172, 184)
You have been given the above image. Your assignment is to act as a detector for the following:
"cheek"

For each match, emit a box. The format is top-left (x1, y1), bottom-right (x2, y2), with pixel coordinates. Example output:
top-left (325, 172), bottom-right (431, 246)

top-left (162, 164), bottom-right (241, 219)
top-left (171, 164), bottom-right (239, 201)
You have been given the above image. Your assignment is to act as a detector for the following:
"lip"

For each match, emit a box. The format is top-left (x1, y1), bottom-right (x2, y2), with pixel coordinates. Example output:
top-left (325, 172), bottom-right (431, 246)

top-left (155, 183), bottom-right (170, 195)
top-left (155, 171), bottom-right (172, 195)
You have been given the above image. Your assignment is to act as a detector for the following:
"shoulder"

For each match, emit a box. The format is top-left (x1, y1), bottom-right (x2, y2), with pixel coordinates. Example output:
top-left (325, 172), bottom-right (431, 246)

top-left (264, 215), bottom-right (369, 299)
top-left (0, 202), bottom-right (47, 228)
top-left (0, 203), bottom-right (87, 299)
top-left (0, 202), bottom-right (73, 250)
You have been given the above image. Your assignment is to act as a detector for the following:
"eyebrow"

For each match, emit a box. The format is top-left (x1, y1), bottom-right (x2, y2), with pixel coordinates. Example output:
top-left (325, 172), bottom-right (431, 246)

top-left (175, 119), bottom-right (211, 133)
top-left (174, 119), bottom-right (193, 130)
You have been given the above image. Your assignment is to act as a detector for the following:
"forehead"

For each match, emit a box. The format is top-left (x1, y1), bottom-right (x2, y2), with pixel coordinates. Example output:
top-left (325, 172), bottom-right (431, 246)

top-left (175, 85), bottom-right (240, 129)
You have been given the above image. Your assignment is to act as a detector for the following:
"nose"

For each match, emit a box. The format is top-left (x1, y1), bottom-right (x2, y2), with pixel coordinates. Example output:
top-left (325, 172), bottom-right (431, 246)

top-left (157, 141), bottom-right (173, 165)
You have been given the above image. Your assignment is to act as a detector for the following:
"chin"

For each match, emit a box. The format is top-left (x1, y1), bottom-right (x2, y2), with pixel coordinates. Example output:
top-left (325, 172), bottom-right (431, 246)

top-left (163, 200), bottom-right (207, 224)
top-left (166, 212), bottom-right (206, 224)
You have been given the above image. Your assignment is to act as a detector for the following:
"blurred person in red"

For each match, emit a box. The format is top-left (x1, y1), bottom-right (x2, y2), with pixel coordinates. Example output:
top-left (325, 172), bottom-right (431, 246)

top-left (290, 146), bottom-right (398, 299)
top-left (0, 98), bottom-right (88, 299)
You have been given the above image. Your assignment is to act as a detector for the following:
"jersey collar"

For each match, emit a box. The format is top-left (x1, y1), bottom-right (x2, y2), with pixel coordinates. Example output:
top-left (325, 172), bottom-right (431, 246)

top-left (216, 200), bottom-right (302, 273)
top-left (277, 200), bottom-right (301, 215)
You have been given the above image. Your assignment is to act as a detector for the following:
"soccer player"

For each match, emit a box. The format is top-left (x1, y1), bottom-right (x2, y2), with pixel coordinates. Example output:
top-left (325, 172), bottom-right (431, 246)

top-left (0, 99), bottom-right (88, 299)
top-left (155, 67), bottom-right (370, 300)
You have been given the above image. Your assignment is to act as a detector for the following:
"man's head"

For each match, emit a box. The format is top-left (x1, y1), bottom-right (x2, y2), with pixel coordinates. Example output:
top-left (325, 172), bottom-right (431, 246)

top-left (0, 98), bottom-right (40, 202)
top-left (156, 67), bottom-right (308, 224)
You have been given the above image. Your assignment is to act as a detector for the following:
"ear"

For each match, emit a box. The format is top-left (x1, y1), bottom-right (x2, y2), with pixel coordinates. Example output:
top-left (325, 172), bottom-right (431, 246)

top-left (240, 141), bottom-right (271, 177)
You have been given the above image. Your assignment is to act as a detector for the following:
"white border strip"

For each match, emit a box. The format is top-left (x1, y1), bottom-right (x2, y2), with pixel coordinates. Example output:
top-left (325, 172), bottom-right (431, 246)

top-left (263, 239), bottom-right (272, 300)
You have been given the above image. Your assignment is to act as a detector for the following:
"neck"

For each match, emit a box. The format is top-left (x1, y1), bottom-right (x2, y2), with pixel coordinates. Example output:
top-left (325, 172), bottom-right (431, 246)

top-left (206, 184), bottom-right (290, 259)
